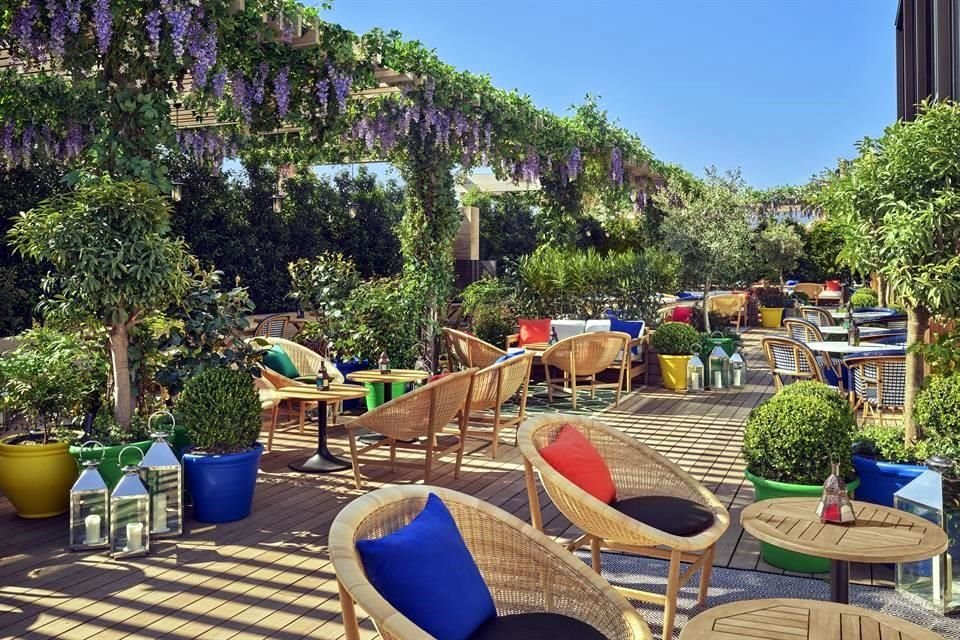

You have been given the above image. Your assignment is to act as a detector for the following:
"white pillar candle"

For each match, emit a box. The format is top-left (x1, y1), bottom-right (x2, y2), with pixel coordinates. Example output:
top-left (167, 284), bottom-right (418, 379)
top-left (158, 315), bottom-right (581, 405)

top-left (84, 514), bottom-right (101, 544)
top-left (126, 522), bottom-right (144, 551)
top-left (733, 369), bottom-right (743, 387)
top-left (153, 494), bottom-right (167, 532)
top-left (712, 369), bottom-right (723, 388)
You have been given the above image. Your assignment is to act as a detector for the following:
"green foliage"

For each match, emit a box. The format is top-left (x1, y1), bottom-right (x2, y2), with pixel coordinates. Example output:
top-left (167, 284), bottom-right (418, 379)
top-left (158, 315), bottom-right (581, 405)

top-left (756, 221), bottom-right (804, 286)
top-left (755, 286), bottom-right (790, 308)
top-left (475, 193), bottom-right (539, 265)
top-left (288, 252), bottom-right (361, 321)
top-left (853, 423), bottom-right (960, 465)
top-left (649, 322), bottom-right (701, 356)
top-left (795, 219), bottom-right (848, 282)
top-left (743, 382), bottom-right (856, 484)
top-left (849, 288), bottom-right (879, 308)
top-left (83, 411), bottom-right (153, 447)
top-left (513, 245), bottom-right (677, 320)
top-left (175, 368), bottom-right (262, 455)
top-left (460, 277), bottom-right (516, 347)
top-left (916, 328), bottom-right (960, 375)
top-left (914, 374), bottom-right (960, 443)
top-left (0, 327), bottom-right (108, 440)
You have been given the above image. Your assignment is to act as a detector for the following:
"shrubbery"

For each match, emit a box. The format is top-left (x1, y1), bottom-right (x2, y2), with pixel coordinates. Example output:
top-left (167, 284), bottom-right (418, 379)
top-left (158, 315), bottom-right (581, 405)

top-left (849, 288), bottom-right (879, 308)
top-left (175, 368), bottom-right (262, 454)
top-left (650, 322), bottom-right (701, 356)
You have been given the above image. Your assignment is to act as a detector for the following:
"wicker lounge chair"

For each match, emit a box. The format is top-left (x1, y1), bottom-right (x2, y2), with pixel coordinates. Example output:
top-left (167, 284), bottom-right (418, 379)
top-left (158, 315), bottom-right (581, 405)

top-left (540, 331), bottom-right (629, 410)
top-left (518, 414), bottom-right (729, 639)
top-left (330, 485), bottom-right (652, 640)
top-left (793, 283), bottom-right (824, 304)
top-left (761, 336), bottom-right (836, 390)
top-left (442, 327), bottom-right (507, 369)
top-left (845, 353), bottom-right (906, 425)
top-left (707, 293), bottom-right (747, 331)
top-left (798, 306), bottom-right (835, 327)
top-left (345, 368), bottom-right (476, 489)
top-left (253, 374), bottom-right (279, 447)
top-left (253, 313), bottom-right (292, 338)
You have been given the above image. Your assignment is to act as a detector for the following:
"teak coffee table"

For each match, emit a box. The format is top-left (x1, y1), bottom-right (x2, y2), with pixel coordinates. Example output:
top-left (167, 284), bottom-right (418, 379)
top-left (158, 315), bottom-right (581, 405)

top-left (276, 385), bottom-right (369, 474)
top-left (741, 497), bottom-right (947, 604)
top-left (680, 598), bottom-right (942, 640)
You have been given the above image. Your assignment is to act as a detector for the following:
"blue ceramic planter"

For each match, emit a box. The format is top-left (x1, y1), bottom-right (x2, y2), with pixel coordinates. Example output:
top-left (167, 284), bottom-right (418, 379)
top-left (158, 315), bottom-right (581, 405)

top-left (852, 454), bottom-right (925, 507)
top-left (336, 359), bottom-right (369, 411)
top-left (183, 443), bottom-right (263, 523)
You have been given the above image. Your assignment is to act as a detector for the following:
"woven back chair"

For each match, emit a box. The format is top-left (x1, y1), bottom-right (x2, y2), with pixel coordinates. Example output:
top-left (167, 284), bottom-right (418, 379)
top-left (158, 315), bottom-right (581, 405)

top-left (540, 331), bottom-right (629, 410)
top-left (845, 353), bottom-right (906, 425)
top-left (518, 414), bottom-right (729, 638)
top-left (345, 368), bottom-right (476, 489)
top-left (783, 318), bottom-right (823, 343)
top-left (798, 306), bottom-right (835, 327)
top-left (330, 485), bottom-right (651, 640)
top-left (793, 283), bottom-right (824, 304)
top-left (442, 327), bottom-right (506, 370)
top-left (446, 353), bottom-right (534, 458)
top-left (707, 293), bottom-right (747, 330)
top-left (253, 313), bottom-right (291, 338)
top-left (761, 336), bottom-right (830, 391)
top-left (253, 375), bottom-right (279, 446)
top-left (255, 337), bottom-right (345, 449)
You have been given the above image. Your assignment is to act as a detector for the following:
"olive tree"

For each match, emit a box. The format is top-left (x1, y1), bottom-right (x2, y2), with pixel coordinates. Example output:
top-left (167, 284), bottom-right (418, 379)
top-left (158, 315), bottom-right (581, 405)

top-left (9, 177), bottom-right (191, 429)
top-left (655, 168), bottom-right (752, 332)
top-left (819, 101), bottom-right (960, 442)
top-left (757, 221), bottom-right (804, 289)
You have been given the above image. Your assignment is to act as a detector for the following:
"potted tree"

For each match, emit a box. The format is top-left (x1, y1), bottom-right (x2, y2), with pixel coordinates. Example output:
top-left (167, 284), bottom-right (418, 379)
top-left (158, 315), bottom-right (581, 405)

top-left (176, 367), bottom-right (264, 523)
top-left (649, 322), bottom-right (702, 391)
top-left (757, 221), bottom-right (804, 291)
top-left (742, 382), bottom-right (859, 572)
top-left (756, 287), bottom-right (790, 328)
top-left (0, 327), bottom-right (106, 518)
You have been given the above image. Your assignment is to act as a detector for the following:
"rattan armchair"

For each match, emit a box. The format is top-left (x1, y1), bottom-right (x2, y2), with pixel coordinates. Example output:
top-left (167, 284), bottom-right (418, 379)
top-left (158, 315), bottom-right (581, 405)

top-left (784, 318), bottom-right (823, 343)
top-left (540, 331), bottom-right (629, 410)
top-left (793, 283), bottom-right (824, 304)
top-left (444, 352), bottom-right (533, 458)
top-left (798, 306), bottom-right (835, 327)
top-left (253, 313), bottom-right (292, 338)
top-left (707, 293), bottom-right (747, 331)
top-left (253, 375), bottom-right (279, 448)
top-left (345, 368), bottom-right (476, 489)
top-left (330, 485), bottom-right (651, 640)
top-left (845, 353), bottom-right (906, 425)
top-left (761, 336), bottom-right (835, 391)
top-left (442, 327), bottom-right (507, 369)
top-left (518, 414), bottom-right (729, 639)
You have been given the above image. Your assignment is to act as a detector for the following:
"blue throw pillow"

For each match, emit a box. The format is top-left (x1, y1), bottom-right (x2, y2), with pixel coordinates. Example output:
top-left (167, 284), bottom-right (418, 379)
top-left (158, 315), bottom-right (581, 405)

top-left (495, 349), bottom-right (525, 364)
top-left (356, 493), bottom-right (496, 640)
top-left (262, 345), bottom-right (300, 379)
top-left (610, 318), bottom-right (645, 355)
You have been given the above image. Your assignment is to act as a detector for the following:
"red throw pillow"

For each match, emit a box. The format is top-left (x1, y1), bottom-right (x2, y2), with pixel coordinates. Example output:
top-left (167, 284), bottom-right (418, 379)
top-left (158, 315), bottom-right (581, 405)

top-left (671, 306), bottom-right (693, 324)
top-left (518, 318), bottom-right (551, 346)
top-left (539, 425), bottom-right (617, 504)
top-left (825, 280), bottom-right (842, 292)
top-left (429, 373), bottom-right (450, 383)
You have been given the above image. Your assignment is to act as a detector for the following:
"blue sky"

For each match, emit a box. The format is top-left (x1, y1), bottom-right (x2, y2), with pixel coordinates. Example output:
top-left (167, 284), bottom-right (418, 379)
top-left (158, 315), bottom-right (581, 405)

top-left (325, 0), bottom-right (896, 188)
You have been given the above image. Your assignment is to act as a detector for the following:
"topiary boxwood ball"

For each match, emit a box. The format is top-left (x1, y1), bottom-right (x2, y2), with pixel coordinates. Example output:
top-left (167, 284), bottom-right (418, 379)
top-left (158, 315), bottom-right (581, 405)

top-left (915, 374), bottom-right (960, 444)
top-left (650, 321), bottom-right (701, 356)
top-left (743, 381), bottom-right (856, 485)
top-left (849, 288), bottom-right (879, 308)
top-left (175, 367), bottom-right (263, 455)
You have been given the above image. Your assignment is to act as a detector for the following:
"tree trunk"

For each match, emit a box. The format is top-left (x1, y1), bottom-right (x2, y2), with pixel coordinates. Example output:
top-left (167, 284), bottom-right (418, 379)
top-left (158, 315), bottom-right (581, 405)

top-left (702, 278), bottom-right (712, 334)
top-left (877, 274), bottom-right (887, 307)
top-left (109, 324), bottom-right (133, 429)
top-left (903, 305), bottom-right (930, 444)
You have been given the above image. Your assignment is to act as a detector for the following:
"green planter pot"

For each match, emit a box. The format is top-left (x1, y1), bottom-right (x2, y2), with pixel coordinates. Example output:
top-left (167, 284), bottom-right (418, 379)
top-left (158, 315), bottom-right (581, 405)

top-left (363, 382), bottom-right (409, 411)
top-left (700, 336), bottom-right (736, 386)
top-left (744, 469), bottom-right (860, 573)
top-left (70, 425), bottom-right (190, 490)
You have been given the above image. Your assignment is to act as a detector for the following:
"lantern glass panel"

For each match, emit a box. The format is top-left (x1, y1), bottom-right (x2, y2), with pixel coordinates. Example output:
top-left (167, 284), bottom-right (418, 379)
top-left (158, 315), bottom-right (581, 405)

top-left (729, 351), bottom-right (746, 388)
top-left (142, 432), bottom-right (183, 537)
top-left (895, 468), bottom-right (960, 613)
top-left (687, 354), bottom-right (704, 393)
top-left (110, 465), bottom-right (151, 558)
top-left (708, 346), bottom-right (729, 390)
top-left (69, 461), bottom-right (110, 551)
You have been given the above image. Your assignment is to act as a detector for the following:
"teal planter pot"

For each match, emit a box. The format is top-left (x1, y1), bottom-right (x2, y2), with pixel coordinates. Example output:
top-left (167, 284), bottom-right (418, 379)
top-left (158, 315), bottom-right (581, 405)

top-left (744, 469), bottom-right (860, 573)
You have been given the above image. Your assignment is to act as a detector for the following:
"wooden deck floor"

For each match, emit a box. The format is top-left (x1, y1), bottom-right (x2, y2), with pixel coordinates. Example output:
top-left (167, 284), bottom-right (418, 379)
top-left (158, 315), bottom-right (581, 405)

top-left (0, 329), bottom-right (892, 640)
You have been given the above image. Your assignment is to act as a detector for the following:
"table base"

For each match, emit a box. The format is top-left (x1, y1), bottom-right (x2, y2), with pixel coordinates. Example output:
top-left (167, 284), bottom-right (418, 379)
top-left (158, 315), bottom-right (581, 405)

top-left (289, 451), bottom-right (351, 473)
top-left (830, 559), bottom-right (849, 604)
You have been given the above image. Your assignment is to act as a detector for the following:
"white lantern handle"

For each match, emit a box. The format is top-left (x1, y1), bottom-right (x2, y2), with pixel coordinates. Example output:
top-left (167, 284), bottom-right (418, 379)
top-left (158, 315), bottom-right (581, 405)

top-left (148, 410), bottom-right (176, 436)
top-left (118, 445), bottom-right (145, 467)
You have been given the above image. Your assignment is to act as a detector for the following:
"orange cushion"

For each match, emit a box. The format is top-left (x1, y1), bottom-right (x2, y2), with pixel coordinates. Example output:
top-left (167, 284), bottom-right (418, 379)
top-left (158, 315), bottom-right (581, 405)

top-left (825, 280), bottom-right (842, 292)
top-left (539, 425), bottom-right (617, 504)
top-left (518, 318), bottom-right (551, 346)
top-left (670, 306), bottom-right (693, 323)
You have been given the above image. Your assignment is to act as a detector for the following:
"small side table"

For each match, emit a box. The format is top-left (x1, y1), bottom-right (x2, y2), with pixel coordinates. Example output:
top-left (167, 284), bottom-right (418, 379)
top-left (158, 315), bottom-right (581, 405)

top-left (345, 369), bottom-right (430, 443)
top-left (275, 385), bottom-right (369, 473)
top-left (741, 497), bottom-right (947, 604)
top-left (680, 598), bottom-right (942, 639)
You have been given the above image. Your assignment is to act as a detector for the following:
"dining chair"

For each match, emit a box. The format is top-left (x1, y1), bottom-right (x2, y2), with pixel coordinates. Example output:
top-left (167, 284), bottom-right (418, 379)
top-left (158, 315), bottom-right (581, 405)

top-left (442, 327), bottom-right (507, 369)
top-left (761, 336), bottom-right (835, 390)
top-left (798, 306), bottom-right (835, 327)
top-left (844, 353), bottom-right (907, 425)
top-left (253, 313), bottom-right (291, 338)
top-left (540, 331), bottom-right (629, 410)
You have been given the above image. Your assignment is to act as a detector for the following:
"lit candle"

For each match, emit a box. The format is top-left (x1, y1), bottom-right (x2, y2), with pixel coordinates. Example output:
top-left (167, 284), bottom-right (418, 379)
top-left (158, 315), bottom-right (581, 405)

top-left (732, 368), bottom-right (743, 387)
top-left (126, 522), bottom-right (144, 551)
top-left (712, 369), bottom-right (723, 388)
top-left (85, 514), bottom-right (101, 544)
top-left (153, 494), bottom-right (168, 532)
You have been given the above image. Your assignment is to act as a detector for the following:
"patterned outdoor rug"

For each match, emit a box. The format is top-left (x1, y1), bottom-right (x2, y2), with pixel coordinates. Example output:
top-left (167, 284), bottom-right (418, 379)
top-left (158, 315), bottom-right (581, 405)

top-left (579, 551), bottom-right (960, 639)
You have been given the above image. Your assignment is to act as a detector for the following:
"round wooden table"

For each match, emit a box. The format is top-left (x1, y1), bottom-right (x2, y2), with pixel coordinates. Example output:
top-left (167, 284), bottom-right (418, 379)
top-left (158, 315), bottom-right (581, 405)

top-left (680, 598), bottom-right (942, 640)
top-left (274, 385), bottom-right (369, 473)
top-left (741, 498), bottom-right (947, 604)
top-left (345, 369), bottom-right (430, 442)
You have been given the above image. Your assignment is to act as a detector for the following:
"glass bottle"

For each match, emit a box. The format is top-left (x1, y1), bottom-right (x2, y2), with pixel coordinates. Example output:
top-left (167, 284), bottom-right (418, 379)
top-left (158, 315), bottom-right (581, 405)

top-left (316, 361), bottom-right (330, 391)
top-left (379, 351), bottom-right (391, 375)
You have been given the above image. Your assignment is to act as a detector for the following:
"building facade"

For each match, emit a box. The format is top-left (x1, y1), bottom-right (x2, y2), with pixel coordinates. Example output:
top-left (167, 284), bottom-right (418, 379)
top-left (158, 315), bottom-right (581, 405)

top-left (897, 0), bottom-right (960, 120)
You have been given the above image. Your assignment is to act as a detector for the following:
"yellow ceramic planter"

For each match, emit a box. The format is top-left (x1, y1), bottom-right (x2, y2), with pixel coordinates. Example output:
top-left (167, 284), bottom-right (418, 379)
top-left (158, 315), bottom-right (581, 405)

top-left (760, 307), bottom-right (785, 328)
top-left (657, 354), bottom-right (691, 390)
top-left (0, 435), bottom-right (78, 518)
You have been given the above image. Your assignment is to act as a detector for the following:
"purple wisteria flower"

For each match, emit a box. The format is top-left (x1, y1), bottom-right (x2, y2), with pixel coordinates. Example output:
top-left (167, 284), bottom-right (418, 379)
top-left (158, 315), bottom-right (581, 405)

top-left (252, 62), bottom-right (268, 104)
top-left (47, 0), bottom-right (68, 58)
top-left (92, 0), bottom-right (112, 55)
top-left (329, 64), bottom-right (351, 112)
top-left (281, 19), bottom-right (294, 44)
top-left (274, 67), bottom-right (290, 119)
top-left (145, 10), bottom-right (162, 59)
top-left (188, 28), bottom-right (218, 88)
top-left (20, 126), bottom-right (35, 168)
top-left (315, 77), bottom-right (329, 111)
top-left (64, 122), bottom-right (84, 158)
top-left (231, 71), bottom-right (253, 122)
top-left (2, 124), bottom-right (16, 167)
top-left (163, 3), bottom-right (191, 61)
top-left (610, 147), bottom-right (623, 186)
top-left (65, 0), bottom-right (81, 33)
top-left (12, 2), bottom-right (41, 58)
top-left (566, 147), bottom-right (582, 182)
top-left (522, 147), bottom-right (539, 182)
top-left (211, 70), bottom-right (227, 99)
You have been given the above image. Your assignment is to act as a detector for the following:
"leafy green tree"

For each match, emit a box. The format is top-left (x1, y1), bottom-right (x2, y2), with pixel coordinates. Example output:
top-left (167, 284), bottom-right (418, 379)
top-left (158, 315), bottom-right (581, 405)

top-left (757, 221), bottom-right (804, 288)
top-left (655, 168), bottom-right (752, 332)
top-left (820, 101), bottom-right (960, 441)
top-left (9, 177), bottom-right (191, 428)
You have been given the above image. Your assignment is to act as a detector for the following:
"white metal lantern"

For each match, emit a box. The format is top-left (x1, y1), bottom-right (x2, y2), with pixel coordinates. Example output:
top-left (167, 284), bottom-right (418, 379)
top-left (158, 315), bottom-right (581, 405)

top-left (708, 344), bottom-right (730, 390)
top-left (142, 411), bottom-right (183, 538)
top-left (686, 348), bottom-right (705, 393)
top-left (110, 447), bottom-right (151, 558)
top-left (69, 441), bottom-right (110, 551)
top-left (729, 349), bottom-right (747, 389)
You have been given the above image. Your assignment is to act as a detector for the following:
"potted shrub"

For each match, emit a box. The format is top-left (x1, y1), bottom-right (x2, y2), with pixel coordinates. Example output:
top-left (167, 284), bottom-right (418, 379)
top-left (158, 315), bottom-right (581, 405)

top-left (176, 367), bottom-right (264, 523)
top-left (756, 287), bottom-right (790, 328)
top-left (743, 382), bottom-right (859, 572)
top-left (849, 288), bottom-right (879, 309)
top-left (853, 373), bottom-right (960, 506)
top-left (649, 322), bottom-right (702, 390)
top-left (0, 328), bottom-right (106, 518)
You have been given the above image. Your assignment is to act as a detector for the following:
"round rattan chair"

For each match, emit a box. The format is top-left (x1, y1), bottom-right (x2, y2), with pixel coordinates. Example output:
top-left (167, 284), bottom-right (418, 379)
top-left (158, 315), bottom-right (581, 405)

top-left (442, 327), bottom-right (507, 370)
top-left (783, 317), bottom-right (823, 343)
top-left (798, 306), bottom-right (835, 327)
top-left (844, 353), bottom-right (906, 426)
top-left (761, 336), bottom-right (835, 391)
top-left (330, 485), bottom-right (652, 640)
top-left (518, 414), bottom-right (729, 639)
top-left (540, 331), bottom-right (629, 410)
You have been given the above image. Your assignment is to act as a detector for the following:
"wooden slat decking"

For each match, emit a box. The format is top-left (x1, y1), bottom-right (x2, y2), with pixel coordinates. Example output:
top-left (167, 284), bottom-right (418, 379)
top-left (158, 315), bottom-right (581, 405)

top-left (0, 329), bottom-right (892, 639)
